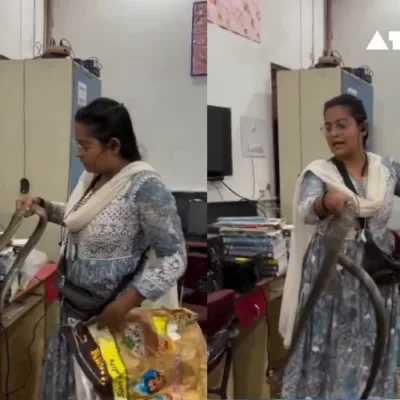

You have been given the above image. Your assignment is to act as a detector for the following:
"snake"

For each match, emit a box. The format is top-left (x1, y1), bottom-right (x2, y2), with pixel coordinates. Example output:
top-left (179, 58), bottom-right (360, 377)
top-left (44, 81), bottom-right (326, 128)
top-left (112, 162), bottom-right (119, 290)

top-left (0, 205), bottom-right (48, 315)
top-left (288, 206), bottom-right (389, 400)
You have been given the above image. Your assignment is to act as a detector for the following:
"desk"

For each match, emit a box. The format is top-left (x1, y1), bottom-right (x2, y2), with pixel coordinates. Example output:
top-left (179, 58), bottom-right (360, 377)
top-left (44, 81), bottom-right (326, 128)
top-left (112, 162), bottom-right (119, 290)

top-left (231, 278), bottom-right (269, 399)
top-left (0, 264), bottom-right (57, 399)
top-left (233, 277), bottom-right (285, 399)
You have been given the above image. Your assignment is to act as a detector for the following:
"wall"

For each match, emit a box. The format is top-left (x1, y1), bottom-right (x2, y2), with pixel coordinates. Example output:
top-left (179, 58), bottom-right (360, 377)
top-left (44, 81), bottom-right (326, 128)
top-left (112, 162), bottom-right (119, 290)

top-left (331, 0), bottom-right (400, 227)
top-left (207, 0), bottom-right (325, 202)
top-left (52, 0), bottom-right (207, 191)
top-left (0, 0), bottom-right (44, 59)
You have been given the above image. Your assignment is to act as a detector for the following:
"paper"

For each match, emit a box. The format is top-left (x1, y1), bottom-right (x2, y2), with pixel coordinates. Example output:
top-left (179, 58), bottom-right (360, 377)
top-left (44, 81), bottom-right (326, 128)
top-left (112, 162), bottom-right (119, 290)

top-left (78, 81), bottom-right (87, 106)
top-left (240, 116), bottom-right (267, 158)
top-left (347, 87), bottom-right (358, 96)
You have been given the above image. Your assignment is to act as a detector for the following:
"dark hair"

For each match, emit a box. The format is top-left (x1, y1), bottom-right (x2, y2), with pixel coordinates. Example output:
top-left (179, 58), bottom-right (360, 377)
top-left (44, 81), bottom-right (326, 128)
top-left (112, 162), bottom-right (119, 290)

top-left (75, 97), bottom-right (141, 162)
top-left (323, 93), bottom-right (368, 147)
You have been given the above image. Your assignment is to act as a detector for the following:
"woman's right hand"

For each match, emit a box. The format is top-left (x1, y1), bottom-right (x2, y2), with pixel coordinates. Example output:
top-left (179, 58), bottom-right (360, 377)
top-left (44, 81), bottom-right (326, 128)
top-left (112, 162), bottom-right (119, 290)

top-left (15, 196), bottom-right (39, 214)
top-left (322, 190), bottom-right (354, 217)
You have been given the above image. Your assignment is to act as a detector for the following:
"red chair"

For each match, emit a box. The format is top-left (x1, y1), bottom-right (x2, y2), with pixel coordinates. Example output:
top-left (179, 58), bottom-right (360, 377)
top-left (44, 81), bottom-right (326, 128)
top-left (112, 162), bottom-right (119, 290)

top-left (181, 249), bottom-right (239, 398)
top-left (180, 252), bottom-right (207, 306)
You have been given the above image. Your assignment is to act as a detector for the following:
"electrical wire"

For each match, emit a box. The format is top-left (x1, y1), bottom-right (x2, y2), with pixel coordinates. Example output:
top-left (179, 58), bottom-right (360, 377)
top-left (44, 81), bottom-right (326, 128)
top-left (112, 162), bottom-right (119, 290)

top-left (251, 157), bottom-right (256, 199)
top-left (34, 42), bottom-right (43, 58)
top-left (32, 0), bottom-right (37, 57)
top-left (1, 296), bottom-right (46, 397)
top-left (19, 0), bottom-right (23, 59)
top-left (298, 0), bottom-right (304, 168)
top-left (60, 38), bottom-right (76, 59)
top-left (0, 321), bottom-right (10, 400)
top-left (211, 182), bottom-right (224, 200)
top-left (309, 0), bottom-right (315, 68)
top-left (219, 181), bottom-right (267, 216)
top-left (22, 59), bottom-right (27, 182)
top-left (299, 0), bottom-right (303, 68)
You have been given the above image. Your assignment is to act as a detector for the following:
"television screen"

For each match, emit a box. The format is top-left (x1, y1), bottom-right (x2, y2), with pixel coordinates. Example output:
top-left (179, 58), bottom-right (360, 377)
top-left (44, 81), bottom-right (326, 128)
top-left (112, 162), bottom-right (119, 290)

top-left (207, 105), bottom-right (233, 180)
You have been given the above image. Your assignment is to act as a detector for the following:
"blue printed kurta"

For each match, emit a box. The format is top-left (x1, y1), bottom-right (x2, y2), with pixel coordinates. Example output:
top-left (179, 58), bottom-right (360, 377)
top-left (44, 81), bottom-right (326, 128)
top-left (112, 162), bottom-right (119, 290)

top-left (41, 171), bottom-right (187, 399)
top-left (282, 157), bottom-right (399, 399)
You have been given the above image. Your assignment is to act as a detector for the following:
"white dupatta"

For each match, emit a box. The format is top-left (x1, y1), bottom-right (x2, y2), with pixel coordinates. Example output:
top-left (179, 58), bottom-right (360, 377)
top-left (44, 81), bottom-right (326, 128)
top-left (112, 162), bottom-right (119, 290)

top-left (279, 152), bottom-right (388, 348)
top-left (63, 161), bottom-right (179, 309)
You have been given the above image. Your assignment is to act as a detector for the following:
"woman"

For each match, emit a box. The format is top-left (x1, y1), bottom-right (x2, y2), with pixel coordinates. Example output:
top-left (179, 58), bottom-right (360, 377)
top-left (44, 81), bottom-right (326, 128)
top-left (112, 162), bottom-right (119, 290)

top-left (279, 94), bottom-right (398, 398)
top-left (16, 97), bottom-right (187, 399)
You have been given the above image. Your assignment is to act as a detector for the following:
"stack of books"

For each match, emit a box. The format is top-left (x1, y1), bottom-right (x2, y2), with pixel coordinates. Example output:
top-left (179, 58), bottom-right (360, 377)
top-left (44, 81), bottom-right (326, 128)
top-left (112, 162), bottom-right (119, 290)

top-left (214, 217), bottom-right (289, 276)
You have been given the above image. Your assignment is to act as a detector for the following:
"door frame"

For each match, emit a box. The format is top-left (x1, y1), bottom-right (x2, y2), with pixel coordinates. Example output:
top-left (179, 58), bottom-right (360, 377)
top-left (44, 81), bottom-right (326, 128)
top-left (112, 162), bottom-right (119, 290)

top-left (270, 63), bottom-right (290, 217)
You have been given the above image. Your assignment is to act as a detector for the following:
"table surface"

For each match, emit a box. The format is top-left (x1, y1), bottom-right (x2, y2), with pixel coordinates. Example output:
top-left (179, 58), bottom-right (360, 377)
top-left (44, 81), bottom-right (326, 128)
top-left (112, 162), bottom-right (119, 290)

top-left (2, 264), bottom-right (57, 328)
top-left (235, 275), bottom-right (285, 300)
top-left (14, 263), bottom-right (56, 301)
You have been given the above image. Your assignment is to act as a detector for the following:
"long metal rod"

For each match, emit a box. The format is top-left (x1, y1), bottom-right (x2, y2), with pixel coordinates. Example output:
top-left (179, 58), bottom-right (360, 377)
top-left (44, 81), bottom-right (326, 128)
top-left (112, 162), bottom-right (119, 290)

top-left (288, 207), bottom-right (389, 399)
top-left (0, 206), bottom-right (48, 315)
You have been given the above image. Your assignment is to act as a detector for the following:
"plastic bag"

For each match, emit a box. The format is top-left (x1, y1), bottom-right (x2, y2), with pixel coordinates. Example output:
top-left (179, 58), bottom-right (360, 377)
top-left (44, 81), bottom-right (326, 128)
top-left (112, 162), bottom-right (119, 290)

top-left (74, 358), bottom-right (102, 400)
top-left (63, 308), bottom-right (207, 400)
top-left (19, 248), bottom-right (48, 290)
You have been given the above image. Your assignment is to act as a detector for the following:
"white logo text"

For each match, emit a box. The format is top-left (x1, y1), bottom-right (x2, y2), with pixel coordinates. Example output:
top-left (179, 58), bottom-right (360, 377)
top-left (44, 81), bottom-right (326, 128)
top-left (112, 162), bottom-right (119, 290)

top-left (366, 31), bottom-right (400, 50)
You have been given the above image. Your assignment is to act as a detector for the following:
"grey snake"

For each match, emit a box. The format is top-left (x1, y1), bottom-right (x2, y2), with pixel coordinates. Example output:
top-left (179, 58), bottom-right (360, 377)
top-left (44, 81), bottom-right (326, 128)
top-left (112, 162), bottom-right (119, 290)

top-left (0, 206), bottom-right (48, 315)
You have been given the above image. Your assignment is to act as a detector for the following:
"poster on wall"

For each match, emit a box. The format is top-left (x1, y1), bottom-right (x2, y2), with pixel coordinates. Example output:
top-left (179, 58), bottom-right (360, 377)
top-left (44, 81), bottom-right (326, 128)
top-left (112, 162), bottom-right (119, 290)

top-left (207, 0), bottom-right (261, 44)
top-left (191, 1), bottom-right (207, 76)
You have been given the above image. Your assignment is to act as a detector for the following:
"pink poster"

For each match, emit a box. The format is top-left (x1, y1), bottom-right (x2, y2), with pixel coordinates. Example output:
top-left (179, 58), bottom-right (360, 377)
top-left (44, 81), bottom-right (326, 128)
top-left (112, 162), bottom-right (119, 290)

top-left (191, 2), bottom-right (207, 76)
top-left (207, 0), bottom-right (261, 44)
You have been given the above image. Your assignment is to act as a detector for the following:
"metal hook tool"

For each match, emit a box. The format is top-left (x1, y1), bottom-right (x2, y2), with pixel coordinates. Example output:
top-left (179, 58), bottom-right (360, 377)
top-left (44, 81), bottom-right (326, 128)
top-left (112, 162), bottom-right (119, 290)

top-left (288, 206), bottom-right (389, 399)
top-left (0, 206), bottom-right (48, 315)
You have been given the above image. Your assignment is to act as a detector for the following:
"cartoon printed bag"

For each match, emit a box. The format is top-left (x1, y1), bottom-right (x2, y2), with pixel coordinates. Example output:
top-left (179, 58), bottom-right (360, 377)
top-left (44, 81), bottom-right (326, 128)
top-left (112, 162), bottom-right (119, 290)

top-left (64, 307), bottom-right (207, 400)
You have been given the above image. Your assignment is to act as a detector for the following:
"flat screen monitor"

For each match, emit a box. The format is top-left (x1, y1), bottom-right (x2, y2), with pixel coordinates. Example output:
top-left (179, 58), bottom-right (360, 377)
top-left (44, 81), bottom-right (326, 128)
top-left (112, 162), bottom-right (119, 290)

top-left (207, 105), bottom-right (233, 180)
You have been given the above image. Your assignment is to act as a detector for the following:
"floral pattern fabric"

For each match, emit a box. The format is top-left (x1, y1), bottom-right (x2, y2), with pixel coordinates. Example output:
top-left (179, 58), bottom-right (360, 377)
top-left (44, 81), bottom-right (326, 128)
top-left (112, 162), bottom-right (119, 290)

top-left (282, 157), bottom-right (400, 399)
top-left (41, 171), bottom-right (187, 399)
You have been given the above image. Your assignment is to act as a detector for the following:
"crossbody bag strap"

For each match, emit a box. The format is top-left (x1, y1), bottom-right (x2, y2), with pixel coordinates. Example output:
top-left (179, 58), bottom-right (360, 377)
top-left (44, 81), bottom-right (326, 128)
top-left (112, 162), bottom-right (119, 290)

top-left (330, 156), bottom-right (367, 229)
top-left (58, 174), bottom-right (102, 276)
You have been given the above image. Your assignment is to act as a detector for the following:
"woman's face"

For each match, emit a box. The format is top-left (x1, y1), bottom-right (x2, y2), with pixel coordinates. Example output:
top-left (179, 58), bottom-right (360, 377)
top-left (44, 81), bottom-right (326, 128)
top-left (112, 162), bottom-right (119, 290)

top-left (75, 122), bottom-right (113, 173)
top-left (323, 106), bottom-right (365, 159)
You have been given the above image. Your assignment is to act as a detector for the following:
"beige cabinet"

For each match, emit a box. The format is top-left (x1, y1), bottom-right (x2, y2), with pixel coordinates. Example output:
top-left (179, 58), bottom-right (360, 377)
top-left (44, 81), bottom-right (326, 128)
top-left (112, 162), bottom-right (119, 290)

top-left (0, 59), bottom-right (101, 260)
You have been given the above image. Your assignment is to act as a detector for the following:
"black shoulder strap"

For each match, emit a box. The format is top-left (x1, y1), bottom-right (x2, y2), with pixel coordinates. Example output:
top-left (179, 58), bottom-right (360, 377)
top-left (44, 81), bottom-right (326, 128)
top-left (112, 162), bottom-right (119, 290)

top-left (330, 157), bottom-right (359, 194)
top-left (330, 156), bottom-right (366, 228)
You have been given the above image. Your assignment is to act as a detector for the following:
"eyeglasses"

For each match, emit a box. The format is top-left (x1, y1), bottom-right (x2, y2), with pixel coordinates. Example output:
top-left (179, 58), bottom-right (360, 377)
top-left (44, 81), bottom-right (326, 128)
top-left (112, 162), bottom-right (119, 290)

top-left (320, 119), bottom-right (351, 136)
top-left (74, 141), bottom-right (93, 153)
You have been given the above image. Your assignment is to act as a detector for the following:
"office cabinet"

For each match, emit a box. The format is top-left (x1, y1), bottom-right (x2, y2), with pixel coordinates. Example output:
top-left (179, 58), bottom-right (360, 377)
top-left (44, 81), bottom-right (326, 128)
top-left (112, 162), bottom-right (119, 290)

top-left (0, 59), bottom-right (101, 260)
top-left (276, 68), bottom-right (373, 222)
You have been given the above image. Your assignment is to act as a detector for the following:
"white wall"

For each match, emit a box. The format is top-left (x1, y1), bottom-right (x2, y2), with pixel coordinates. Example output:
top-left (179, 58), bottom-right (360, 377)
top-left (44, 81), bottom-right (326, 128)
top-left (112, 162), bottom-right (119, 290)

top-left (207, 0), bottom-right (325, 202)
top-left (331, 0), bottom-right (400, 227)
top-left (0, 0), bottom-right (44, 59)
top-left (331, 0), bottom-right (400, 159)
top-left (52, 0), bottom-right (206, 191)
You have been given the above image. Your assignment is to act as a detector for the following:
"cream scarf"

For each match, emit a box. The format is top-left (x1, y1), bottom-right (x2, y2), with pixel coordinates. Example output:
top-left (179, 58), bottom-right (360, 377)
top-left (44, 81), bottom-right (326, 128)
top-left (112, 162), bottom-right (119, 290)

top-left (279, 152), bottom-right (388, 348)
top-left (63, 161), bottom-right (179, 309)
